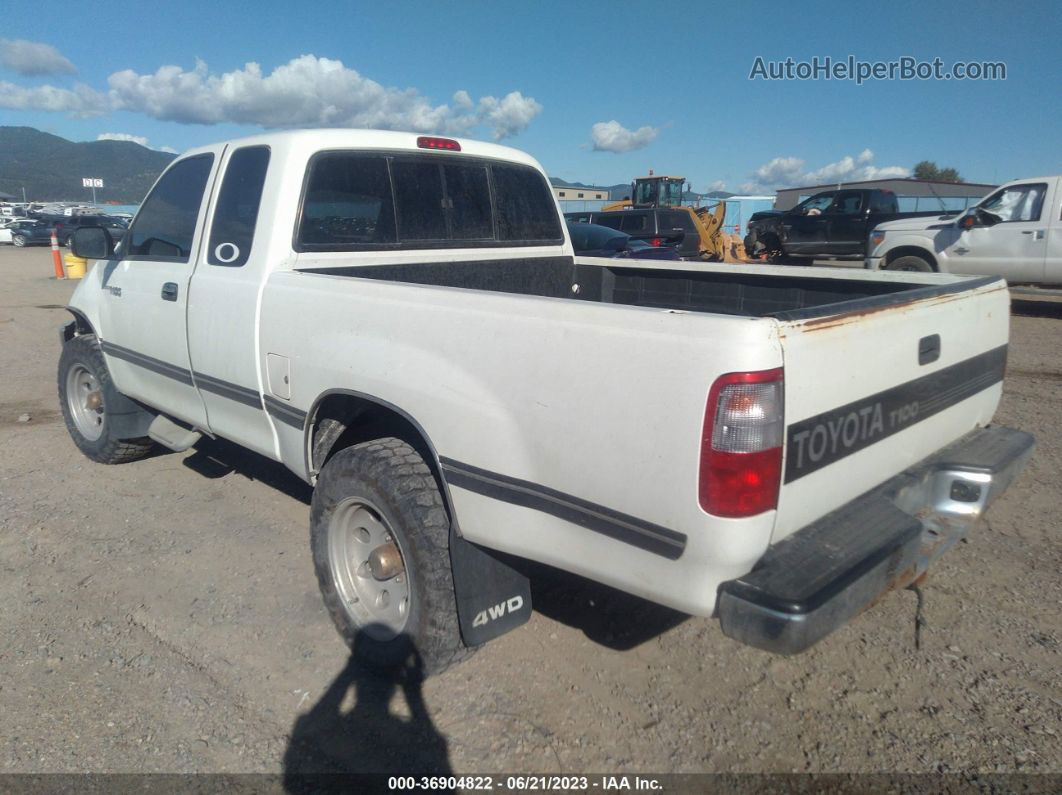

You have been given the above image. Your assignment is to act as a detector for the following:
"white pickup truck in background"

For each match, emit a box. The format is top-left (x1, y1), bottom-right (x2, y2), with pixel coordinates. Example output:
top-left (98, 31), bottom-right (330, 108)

top-left (867, 175), bottom-right (1062, 285)
top-left (59, 129), bottom-right (1033, 674)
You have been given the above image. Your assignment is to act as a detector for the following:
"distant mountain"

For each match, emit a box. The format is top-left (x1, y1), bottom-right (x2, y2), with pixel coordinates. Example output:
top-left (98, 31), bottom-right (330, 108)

top-left (0, 126), bottom-right (177, 203)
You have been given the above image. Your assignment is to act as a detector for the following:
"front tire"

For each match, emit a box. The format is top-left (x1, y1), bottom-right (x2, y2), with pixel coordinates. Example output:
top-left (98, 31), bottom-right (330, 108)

top-left (12, 234), bottom-right (26, 247)
top-left (311, 438), bottom-right (472, 676)
top-left (884, 255), bottom-right (933, 272)
top-left (58, 334), bottom-right (154, 464)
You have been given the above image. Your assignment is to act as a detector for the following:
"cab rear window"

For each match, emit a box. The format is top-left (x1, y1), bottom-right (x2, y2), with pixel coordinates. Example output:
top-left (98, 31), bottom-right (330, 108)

top-left (297, 152), bottom-right (562, 251)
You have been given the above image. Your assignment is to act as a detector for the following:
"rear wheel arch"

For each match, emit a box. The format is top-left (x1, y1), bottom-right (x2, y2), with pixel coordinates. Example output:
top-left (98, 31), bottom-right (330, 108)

top-left (305, 390), bottom-right (456, 518)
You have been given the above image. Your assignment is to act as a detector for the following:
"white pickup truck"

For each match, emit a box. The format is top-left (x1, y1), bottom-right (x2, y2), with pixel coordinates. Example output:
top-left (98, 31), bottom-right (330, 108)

top-left (60, 130), bottom-right (1033, 674)
top-left (867, 175), bottom-right (1062, 285)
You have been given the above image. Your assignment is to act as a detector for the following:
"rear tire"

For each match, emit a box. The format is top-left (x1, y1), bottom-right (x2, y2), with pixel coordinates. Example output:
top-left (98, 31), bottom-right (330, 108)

top-left (12, 234), bottom-right (26, 247)
top-left (58, 334), bottom-right (154, 464)
top-left (311, 437), bottom-right (472, 676)
top-left (884, 255), bottom-right (933, 272)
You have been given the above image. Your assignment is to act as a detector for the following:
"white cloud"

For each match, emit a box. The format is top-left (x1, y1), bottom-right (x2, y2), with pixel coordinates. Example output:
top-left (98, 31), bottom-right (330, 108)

top-left (103, 55), bottom-right (541, 138)
top-left (590, 120), bottom-right (658, 153)
top-left (707, 180), bottom-right (728, 192)
top-left (745, 149), bottom-right (910, 190)
top-left (96, 132), bottom-right (178, 154)
top-left (477, 92), bottom-right (543, 140)
top-left (97, 132), bottom-right (149, 146)
top-left (0, 39), bottom-right (76, 76)
top-left (0, 81), bottom-right (108, 117)
top-left (0, 55), bottom-right (542, 140)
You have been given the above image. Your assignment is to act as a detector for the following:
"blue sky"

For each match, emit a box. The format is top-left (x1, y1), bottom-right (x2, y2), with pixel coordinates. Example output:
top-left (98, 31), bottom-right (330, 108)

top-left (1, 0), bottom-right (1059, 193)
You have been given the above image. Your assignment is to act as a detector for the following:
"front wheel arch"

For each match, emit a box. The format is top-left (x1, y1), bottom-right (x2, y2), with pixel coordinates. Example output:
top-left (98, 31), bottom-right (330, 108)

top-left (61, 308), bottom-right (96, 344)
top-left (884, 246), bottom-right (938, 272)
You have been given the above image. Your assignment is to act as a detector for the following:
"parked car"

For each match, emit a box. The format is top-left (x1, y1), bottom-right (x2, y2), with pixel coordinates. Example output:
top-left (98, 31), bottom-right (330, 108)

top-left (565, 208), bottom-right (695, 258)
top-left (62, 129), bottom-right (1031, 675)
top-left (55, 215), bottom-right (129, 247)
top-left (744, 188), bottom-right (958, 262)
top-left (566, 221), bottom-right (680, 260)
top-left (7, 220), bottom-right (57, 247)
top-left (0, 219), bottom-right (47, 245)
top-left (867, 176), bottom-right (1062, 284)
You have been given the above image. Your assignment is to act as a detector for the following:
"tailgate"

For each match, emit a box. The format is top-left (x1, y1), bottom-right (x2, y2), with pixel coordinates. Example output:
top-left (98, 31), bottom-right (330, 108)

top-left (772, 275), bottom-right (1010, 541)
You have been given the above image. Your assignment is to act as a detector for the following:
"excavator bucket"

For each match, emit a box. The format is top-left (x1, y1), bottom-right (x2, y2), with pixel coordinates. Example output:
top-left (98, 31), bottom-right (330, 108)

top-left (692, 202), bottom-right (728, 261)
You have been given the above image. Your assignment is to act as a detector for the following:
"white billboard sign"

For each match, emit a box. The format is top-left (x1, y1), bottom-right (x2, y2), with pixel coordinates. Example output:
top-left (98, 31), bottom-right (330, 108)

top-left (82, 178), bottom-right (104, 188)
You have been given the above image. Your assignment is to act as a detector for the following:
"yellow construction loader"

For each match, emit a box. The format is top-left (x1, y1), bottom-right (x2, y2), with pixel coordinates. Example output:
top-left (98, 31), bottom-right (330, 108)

top-left (602, 175), bottom-right (728, 261)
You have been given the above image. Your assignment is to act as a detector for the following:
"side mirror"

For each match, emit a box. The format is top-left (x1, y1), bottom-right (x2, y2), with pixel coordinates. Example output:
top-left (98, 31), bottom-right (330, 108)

top-left (71, 226), bottom-right (115, 259)
top-left (976, 208), bottom-right (1000, 227)
top-left (959, 213), bottom-right (978, 230)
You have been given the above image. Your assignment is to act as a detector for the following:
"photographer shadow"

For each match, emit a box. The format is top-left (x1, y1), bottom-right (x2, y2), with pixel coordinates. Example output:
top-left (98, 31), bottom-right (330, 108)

top-left (283, 629), bottom-right (452, 790)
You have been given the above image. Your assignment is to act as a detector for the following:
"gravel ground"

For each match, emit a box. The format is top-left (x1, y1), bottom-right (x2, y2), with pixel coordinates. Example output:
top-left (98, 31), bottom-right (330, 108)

top-left (0, 245), bottom-right (1059, 780)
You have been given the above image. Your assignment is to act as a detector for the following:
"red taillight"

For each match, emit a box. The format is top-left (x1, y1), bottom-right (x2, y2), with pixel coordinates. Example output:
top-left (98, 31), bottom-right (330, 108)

top-left (650, 237), bottom-right (663, 247)
top-left (699, 368), bottom-right (784, 518)
top-left (417, 136), bottom-right (461, 151)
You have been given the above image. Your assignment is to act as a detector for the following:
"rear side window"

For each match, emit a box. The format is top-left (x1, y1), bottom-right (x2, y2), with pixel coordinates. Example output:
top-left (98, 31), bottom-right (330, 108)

top-left (208, 146), bottom-right (270, 267)
top-left (297, 153), bottom-right (561, 250)
top-left (300, 154), bottom-right (396, 247)
top-left (491, 164), bottom-right (562, 242)
top-left (127, 154), bottom-right (214, 260)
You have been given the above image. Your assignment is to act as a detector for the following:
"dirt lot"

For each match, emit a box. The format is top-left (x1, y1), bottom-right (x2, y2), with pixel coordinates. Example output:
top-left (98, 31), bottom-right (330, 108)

top-left (1, 244), bottom-right (1059, 779)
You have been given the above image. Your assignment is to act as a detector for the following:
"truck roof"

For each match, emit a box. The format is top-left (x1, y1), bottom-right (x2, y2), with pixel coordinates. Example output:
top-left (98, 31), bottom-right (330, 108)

top-left (175, 128), bottom-right (546, 172)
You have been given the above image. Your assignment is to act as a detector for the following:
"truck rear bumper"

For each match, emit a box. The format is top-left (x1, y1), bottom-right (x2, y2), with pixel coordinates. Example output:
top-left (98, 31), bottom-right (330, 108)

top-left (717, 426), bottom-right (1034, 654)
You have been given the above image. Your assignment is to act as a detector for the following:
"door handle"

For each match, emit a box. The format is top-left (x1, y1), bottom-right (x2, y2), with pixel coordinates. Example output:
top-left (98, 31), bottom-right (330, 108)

top-left (1021, 230), bottom-right (1046, 239)
top-left (161, 282), bottom-right (178, 301)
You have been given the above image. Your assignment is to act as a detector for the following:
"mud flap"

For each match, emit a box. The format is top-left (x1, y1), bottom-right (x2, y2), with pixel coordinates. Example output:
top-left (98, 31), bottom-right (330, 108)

top-left (449, 523), bottom-right (532, 647)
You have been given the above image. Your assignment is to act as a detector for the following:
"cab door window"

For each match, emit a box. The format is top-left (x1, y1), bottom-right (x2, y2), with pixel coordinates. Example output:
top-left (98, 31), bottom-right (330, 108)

top-left (126, 154), bottom-right (214, 261)
top-left (979, 183), bottom-right (1048, 223)
top-left (827, 191), bottom-right (864, 214)
top-left (795, 192), bottom-right (835, 215)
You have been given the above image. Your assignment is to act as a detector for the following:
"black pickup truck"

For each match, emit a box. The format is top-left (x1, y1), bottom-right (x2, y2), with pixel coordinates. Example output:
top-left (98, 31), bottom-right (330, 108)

top-left (744, 188), bottom-right (955, 261)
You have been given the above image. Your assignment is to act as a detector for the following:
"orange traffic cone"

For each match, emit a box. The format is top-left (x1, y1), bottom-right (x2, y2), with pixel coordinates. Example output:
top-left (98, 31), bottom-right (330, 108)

top-left (51, 232), bottom-right (65, 279)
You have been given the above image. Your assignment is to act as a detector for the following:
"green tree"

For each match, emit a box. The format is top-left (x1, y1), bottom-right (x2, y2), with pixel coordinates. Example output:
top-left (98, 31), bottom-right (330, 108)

top-left (913, 160), bottom-right (964, 183)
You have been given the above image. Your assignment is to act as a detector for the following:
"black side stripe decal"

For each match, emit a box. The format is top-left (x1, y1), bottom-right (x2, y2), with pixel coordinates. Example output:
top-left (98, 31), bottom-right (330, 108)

top-left (194, 371), bottom-right (262, 409)
top-left (264, 395), bottom-right (308, 428)
top-left (99, 340), bottom-right (308, 429)
top-left (784, 344), bottom-right (1008, 483)
top-left (440, 457), bottom-right (687, 560)
top-left (101, 341), bottom-right (684, 557)
top-left (100, 341), bottom-right (195, 386)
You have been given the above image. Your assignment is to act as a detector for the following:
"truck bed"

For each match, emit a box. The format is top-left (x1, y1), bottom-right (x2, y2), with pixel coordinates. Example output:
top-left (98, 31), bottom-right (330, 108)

top-left (297, 255), bottom-right (998, 320)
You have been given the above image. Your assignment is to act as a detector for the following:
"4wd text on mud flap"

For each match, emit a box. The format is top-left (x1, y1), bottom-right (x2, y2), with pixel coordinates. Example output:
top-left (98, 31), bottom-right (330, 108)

top-left (472, 595), bottom-right (524, 628)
